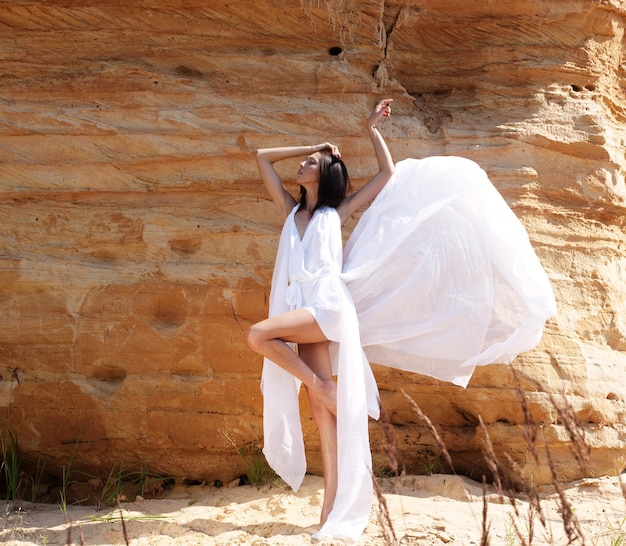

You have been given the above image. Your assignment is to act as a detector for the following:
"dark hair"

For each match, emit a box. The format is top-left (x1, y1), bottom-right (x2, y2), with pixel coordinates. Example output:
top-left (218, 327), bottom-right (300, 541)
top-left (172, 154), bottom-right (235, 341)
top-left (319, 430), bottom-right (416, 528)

top-left (299, 152), bottom-right (350, 212)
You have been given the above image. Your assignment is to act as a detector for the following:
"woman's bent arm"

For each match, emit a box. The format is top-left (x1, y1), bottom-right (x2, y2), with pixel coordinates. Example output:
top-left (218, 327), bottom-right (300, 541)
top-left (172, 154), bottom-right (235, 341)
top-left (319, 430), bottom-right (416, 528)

top-left (338, 99), bottom-right (395, 224)
top-left (256, 144), bottom-right (338, 219)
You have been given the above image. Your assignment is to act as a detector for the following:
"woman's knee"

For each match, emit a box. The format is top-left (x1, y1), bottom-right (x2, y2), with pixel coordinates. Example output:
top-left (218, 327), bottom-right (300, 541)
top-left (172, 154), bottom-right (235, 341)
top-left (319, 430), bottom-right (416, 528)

top-left (247, 322), bottom-right (277, 354)
top-left (245, 324), bottom-right (264, 353)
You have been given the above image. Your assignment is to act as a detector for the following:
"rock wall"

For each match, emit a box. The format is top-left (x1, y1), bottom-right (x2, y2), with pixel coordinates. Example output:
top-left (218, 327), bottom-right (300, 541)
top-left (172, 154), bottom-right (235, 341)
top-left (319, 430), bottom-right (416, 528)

top-left (1, 0), bottom-right (625, 487)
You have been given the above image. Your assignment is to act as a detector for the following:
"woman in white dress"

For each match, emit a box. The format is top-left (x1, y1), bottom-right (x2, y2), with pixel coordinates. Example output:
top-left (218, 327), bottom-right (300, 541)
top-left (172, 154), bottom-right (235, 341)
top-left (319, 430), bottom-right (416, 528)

top-left (246, 99), bottom-right (394, 539)
top-left (246, 99), bottom-right (556, 541)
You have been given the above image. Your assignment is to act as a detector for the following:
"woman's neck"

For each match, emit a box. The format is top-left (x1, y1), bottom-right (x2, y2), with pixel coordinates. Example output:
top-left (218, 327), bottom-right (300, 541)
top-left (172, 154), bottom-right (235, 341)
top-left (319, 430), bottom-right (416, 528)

top-left (302, 187), bottom-right (318, 213)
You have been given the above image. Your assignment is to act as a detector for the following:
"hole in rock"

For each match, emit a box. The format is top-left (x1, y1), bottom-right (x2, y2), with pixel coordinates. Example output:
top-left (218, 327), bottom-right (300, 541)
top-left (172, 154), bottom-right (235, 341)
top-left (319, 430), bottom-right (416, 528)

top-left (91, 366), bottom-right (127, 383)
top-left (328, 46), bottom-right (343, 56)
top-left (134, 286), bottom-right (189, 333)
top-left (169, 236), bottom-right (202, 256)
top-left (175, 65), bottom-right (203, 78)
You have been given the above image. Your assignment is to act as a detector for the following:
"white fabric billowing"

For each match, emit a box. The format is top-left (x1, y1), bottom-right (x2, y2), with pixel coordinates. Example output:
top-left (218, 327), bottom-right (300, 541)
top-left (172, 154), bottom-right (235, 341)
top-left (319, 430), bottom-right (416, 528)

top-left (260, 155), bottom-right (556, 542)
top-left (261, 206), bottom-right (380, 543)
top-left (343, 156), bottom-right (557, 387)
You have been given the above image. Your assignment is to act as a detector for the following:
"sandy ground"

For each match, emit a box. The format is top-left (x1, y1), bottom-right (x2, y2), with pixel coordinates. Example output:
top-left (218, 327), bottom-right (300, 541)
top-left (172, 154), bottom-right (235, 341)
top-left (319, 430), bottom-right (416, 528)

top-left (1, 474), bottom-right (625, 545)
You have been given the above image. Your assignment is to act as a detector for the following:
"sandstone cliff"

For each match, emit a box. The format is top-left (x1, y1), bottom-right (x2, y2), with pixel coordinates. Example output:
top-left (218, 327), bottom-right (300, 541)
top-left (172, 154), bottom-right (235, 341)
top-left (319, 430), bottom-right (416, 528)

top-left (1, 0), bottom-right (625, 490)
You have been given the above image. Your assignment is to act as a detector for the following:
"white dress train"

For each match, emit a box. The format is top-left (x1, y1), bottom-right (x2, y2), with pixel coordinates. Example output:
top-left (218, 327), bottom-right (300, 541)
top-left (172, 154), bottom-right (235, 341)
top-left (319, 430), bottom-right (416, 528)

top-left (345, 156), bottom-right (557, 386)
top-left (260, 156), bottom-right (557, 542)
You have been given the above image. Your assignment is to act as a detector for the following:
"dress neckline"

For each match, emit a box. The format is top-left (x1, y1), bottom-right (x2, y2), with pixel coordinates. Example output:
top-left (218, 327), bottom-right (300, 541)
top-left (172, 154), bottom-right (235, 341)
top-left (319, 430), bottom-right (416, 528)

top-left (293, 206), bottom-right (319, 242)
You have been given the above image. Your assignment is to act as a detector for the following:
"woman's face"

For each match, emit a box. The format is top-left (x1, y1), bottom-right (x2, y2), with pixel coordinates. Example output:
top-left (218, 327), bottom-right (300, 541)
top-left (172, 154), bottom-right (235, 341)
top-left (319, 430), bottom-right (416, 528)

top-left (296, 152), bottom-right (321, 186)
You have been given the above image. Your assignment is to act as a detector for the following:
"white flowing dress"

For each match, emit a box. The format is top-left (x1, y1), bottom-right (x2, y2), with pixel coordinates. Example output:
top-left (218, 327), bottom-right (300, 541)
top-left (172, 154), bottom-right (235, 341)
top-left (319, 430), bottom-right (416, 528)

top-left (260, 156), bottom-right (557, 542)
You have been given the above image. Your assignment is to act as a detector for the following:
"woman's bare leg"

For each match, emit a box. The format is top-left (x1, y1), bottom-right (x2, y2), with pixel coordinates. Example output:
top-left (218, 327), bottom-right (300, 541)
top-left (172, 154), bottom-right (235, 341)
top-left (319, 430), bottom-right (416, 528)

top-left (247, 310), bottom-right (339, 524)
top-left (299, 341), bottom-right (338, 526)
top-left (246, 309), bottom-right (337, 414)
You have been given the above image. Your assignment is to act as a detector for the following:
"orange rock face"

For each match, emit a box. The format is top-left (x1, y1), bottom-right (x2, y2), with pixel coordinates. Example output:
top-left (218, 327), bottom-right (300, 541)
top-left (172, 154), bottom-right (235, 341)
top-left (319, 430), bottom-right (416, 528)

top-left (1, 0), bottom-right (625, 487)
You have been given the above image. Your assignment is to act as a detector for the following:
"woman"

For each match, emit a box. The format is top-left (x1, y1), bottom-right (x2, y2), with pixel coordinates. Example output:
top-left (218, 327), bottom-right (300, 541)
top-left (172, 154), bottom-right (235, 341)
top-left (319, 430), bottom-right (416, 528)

top-left (247, 99), bottom-right (556, 541)
top-left (246, 99), bottom-right (394, 540)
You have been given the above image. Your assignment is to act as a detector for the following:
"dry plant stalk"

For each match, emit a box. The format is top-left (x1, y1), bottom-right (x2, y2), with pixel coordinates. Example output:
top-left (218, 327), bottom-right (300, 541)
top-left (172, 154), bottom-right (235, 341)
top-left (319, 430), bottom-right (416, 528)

top-left (514, 368), bottom-right (591, 476)
top-left (480, 476), bottom-right (491, 546)
top-left (544, 390), bottom-right (590, 476)
top-left (513, 368), bottom-right (594, 545)
top-left (65, 520), bottom-right (86, 546)
top-left (399, 370), bottom-right (597, 546)
top-left (505, 371), bottom-right (548, 531)
top-left (374, 400), bottom-right (399, 544)
top-left (478, 416), bottom-right (503, 497)
top-left (378, 401), bottom-right (399, 477)
top-left (542, 430), bottom-right (587, 546)
top-left (481, 401), bottom-right (539, 546)
top-left (400, 389), bottom-right (455, 474)
top-left (401, 389), bottom-right (502, 545)
top-left (372, 470), bottom-right (398, 546)
top-left (117, 500), bottom-right (130, 546)
top-left (503, 452), bottom-right (542, 546)
top-left (511, 367), bottom-right (539, 465)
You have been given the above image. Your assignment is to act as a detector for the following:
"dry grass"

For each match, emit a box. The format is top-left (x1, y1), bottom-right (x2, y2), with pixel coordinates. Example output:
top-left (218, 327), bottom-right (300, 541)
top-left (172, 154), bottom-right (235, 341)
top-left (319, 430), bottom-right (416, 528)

top-left (371, 367), bottom-right (623, 545)
top-left (2, 366), bottom-right (623, 545)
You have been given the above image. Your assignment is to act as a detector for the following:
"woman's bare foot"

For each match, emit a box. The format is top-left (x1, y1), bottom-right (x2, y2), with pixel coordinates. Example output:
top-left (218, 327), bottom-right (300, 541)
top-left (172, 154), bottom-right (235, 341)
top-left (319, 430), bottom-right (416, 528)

top-left (318, 378), bottom-right (337, 416)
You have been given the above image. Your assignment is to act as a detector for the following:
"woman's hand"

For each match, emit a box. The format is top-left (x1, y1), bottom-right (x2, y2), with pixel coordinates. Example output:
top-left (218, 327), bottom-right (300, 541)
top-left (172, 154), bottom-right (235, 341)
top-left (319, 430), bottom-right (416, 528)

top-left (367, 99), bottom-right (393, 129)
top-left (317, 142), bottom-right (341, 158)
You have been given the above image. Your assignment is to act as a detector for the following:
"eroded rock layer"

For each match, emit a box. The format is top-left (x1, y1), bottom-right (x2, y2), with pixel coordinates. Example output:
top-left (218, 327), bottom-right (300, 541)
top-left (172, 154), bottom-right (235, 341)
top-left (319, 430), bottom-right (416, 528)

top-left (1, 0), bottom-right (625, 487)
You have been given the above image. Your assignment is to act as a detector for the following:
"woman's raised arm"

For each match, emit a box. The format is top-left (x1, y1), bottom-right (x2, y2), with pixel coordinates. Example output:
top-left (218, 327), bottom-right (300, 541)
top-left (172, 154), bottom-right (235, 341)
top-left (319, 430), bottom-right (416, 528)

top-left (338, 99), bottom-right (394, 224)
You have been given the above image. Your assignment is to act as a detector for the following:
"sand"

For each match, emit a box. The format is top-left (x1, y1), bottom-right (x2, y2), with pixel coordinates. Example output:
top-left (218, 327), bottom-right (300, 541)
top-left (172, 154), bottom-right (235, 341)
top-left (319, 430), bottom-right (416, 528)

top-left (1, 474), bottom-right (625, 545)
